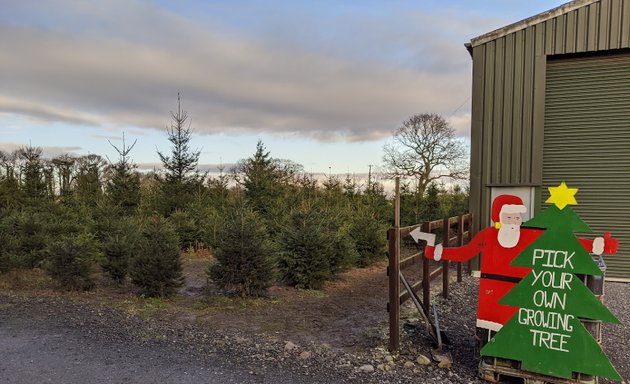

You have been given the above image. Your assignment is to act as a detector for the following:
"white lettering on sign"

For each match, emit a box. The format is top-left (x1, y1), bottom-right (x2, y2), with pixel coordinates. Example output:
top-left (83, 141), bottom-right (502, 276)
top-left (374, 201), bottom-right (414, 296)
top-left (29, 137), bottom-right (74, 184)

top-left (531, 270), bottom-right (573, 290)
top-left (533, 290), bottom-right (567, 310)
top-left (530, 329), bottom-right (570, 352)
top-left (532, 249), bottom-right (575, 269)
top-left (521, 247), bottom-right (582, 354)
top-left (517, 308), bottom-right (574, 332)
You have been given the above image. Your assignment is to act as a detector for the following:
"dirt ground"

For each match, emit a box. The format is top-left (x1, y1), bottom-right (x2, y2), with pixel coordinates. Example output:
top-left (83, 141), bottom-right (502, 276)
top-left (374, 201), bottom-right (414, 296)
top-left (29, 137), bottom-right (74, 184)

top-left (175, 253), bottom-right (394, 352)
top-left (1, 251), bottom-right (628, 383)
top-left (0, 252), bottom-right (396, 352)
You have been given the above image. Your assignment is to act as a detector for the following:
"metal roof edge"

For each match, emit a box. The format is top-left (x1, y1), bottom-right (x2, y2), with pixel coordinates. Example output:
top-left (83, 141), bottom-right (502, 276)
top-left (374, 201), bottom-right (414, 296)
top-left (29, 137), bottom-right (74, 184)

top-left (469, 0), bottom-right (599, 47)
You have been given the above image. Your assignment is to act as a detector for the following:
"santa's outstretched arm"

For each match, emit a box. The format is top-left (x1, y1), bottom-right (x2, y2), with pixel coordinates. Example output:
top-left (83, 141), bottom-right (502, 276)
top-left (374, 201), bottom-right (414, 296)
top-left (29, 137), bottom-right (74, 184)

top-left (425, 228), bottom-right (487, 262)
top-left (578, 231), bottom-right (619, 255)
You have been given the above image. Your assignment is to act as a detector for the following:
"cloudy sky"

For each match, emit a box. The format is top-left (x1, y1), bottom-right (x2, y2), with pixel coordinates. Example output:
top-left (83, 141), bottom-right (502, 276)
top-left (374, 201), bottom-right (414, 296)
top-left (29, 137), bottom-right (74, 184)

top-left (1, 0), bottom-right (565, 176)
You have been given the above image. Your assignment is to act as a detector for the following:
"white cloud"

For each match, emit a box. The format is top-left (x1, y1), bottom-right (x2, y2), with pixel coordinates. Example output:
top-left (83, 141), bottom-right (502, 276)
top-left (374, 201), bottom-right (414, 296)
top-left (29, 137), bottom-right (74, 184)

top-left (448, 113), bottom-right (473, 138)
top-left (0, 96), bottom-right (101, 126)
top-left (0, 142), bottom-right (83, 158)
top-left (0, 0), bottom-right (477, 143)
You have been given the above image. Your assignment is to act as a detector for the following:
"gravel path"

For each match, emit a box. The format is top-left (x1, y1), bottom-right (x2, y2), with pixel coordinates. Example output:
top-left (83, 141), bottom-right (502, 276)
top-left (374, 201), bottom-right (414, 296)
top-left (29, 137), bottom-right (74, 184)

top-left (0, 296), bottom-right (350, 384)
top-left (1, 325), bottom-right (253, 384)
top-left (0, 276), bottom-right (628, 383)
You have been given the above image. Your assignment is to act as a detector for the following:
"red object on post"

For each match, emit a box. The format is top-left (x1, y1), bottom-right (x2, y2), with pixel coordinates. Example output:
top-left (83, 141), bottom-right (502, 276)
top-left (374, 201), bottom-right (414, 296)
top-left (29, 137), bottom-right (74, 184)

top-left (424, 194), bottom-right (609, 332)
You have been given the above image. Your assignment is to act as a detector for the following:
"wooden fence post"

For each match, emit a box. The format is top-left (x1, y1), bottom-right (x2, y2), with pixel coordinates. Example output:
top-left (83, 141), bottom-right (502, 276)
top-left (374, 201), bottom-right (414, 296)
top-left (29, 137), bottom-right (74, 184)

top-left (457, 214), bottom-right (464, 282)
top-left (389, 205), bottom-right (473, 351)
top-left (388, 177), bottom-right (401, 352)
top-left (388, 228), bottom-right (399, 352)
top-left (468, 214), bottom-right (474, 275)
top-left (441, 217), bottom-right (449, 299)
top-left (422, 220), bottom-right (431, 312)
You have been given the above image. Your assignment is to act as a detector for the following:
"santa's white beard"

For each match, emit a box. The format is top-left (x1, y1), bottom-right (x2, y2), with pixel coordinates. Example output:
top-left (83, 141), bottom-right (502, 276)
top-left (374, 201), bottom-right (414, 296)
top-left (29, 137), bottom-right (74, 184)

top-left (497, 224), bottom-right (520, 248)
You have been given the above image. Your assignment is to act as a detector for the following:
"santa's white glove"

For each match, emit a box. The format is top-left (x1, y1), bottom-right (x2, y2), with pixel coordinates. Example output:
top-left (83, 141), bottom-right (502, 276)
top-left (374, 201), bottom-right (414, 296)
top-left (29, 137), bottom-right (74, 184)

top-left (434, 244), bottom-right (443, 261)
top-left (592, 237), bottom-right (604, 255)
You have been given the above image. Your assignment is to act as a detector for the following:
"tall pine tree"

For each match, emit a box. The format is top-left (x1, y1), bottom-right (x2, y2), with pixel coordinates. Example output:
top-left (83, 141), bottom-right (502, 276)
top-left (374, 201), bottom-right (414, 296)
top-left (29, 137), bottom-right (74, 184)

top-left (157, 94), bottom-right (202, 215)
top-left (105, 133), bottom-right (140, 214)
top-left (238, 140), bottom-right (284, 217)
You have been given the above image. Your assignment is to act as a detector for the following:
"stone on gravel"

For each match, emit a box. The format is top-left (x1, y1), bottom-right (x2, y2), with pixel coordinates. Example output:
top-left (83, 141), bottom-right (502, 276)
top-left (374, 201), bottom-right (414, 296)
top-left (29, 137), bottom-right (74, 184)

top-left (404, 361), bottom-right (415, 369)
top-left (298, 351), bottom-right (313, 360)
top-left (358, 364), bottom-right (374, 373)
top-left (284, 341), bottom-right (297, 352)
top-left (416, 354), bottom-right (431, 365)
top-left (437, 358), bottom-right (452, 369)
top-left (384, 355), bottom-right (394, 363)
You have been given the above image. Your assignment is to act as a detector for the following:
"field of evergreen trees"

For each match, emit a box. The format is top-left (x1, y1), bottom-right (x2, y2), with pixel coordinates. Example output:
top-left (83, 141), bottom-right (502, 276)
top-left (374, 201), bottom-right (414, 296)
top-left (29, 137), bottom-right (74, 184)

top-left (0, 105), bottom-right (468, 298)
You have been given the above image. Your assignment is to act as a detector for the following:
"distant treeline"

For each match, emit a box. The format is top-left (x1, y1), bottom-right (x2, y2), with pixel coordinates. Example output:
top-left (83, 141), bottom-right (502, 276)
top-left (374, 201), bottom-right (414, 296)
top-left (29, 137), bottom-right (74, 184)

top-left (0, 135), bottom-right (468, 297)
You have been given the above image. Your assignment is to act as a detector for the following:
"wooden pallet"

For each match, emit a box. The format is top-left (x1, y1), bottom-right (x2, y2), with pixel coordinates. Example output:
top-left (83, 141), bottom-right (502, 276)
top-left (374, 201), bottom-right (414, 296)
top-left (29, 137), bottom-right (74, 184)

top-left (479, 357), bottom-right (598, 384)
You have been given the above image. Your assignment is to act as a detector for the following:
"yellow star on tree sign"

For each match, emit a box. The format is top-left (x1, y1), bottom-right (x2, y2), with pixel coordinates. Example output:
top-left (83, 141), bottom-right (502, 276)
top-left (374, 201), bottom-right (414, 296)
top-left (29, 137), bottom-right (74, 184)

top-left (546, 182), bottom-right (578, 209)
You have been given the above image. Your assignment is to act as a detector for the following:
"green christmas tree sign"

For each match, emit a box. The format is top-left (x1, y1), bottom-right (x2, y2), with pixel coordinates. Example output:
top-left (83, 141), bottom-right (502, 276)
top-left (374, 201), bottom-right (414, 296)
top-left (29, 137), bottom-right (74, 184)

top-left (480, 182), bottom-right (621, 381)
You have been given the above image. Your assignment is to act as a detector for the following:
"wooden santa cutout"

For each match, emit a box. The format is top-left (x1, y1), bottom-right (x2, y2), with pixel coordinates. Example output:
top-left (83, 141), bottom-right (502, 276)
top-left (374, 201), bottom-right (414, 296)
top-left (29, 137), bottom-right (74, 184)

top-left (423, 182), bottom-right (621, 380)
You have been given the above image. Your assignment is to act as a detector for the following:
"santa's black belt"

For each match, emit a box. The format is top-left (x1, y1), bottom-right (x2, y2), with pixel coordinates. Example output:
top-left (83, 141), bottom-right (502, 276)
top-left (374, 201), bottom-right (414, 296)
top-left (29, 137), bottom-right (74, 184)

top-left (480, 273), bottom-right (522, 284)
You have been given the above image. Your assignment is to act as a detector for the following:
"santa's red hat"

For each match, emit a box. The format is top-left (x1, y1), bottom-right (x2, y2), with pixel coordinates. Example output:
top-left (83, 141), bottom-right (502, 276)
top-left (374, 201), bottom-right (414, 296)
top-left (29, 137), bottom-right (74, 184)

top-left (492, 195), bottom-right (527, 225)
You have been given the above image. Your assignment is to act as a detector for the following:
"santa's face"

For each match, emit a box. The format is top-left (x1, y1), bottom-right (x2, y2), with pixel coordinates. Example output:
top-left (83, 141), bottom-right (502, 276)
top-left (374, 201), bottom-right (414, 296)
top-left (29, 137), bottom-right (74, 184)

top-left (497, 212), bottom-right (523, 248)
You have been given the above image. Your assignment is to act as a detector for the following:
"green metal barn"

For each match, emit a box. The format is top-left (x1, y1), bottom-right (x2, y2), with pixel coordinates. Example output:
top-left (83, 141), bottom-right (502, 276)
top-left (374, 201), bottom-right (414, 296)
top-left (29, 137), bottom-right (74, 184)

top-left (467, 0), bottom-right (630, 280)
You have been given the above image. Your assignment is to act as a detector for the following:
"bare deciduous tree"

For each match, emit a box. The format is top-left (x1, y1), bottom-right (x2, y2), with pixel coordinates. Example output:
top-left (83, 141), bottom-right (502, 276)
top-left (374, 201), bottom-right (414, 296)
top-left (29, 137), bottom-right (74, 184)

top-left (51, 154), bottom-right (76, 197)
top-left (17, 146), bottom-right (46, 199)
top-left (382, 113), bottom-right (468, 196)
top-left (0, 150), bottom-right (18, 180)
top-left (74, 154), bottom-right (107, 206)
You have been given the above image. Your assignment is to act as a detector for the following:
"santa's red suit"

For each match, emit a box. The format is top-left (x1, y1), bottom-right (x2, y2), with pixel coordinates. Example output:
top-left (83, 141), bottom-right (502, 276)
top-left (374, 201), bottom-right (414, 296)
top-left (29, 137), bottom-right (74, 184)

top-left (425, 195), bottom-right (613, 333)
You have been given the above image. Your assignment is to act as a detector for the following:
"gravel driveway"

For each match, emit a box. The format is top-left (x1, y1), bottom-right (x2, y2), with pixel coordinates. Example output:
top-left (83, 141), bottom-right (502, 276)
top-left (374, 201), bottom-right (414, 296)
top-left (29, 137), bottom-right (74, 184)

top-left (1, 275), bottom-right (628, 384)
top-left (1, 324), bottom-right (253, 384)
top-left (0, 296), bottom-right (352, 384)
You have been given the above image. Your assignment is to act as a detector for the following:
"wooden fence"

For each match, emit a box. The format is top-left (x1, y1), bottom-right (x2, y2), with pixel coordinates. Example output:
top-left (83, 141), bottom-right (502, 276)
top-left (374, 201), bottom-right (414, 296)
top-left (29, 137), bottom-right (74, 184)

top-left (387, 179), bottom-right (474, 352)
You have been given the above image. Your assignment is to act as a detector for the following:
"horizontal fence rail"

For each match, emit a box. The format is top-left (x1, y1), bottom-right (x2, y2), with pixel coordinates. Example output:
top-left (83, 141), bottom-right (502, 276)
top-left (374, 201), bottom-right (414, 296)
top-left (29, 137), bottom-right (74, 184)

top-left (387, 212), bottom-right (474, 352)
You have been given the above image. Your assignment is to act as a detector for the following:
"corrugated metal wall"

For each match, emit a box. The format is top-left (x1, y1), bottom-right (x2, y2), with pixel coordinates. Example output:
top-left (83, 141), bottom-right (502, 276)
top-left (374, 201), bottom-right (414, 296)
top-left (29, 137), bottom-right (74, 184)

top-left (543, 53), bottom-right (630, 279)
top-left (470, 0), bottom-right (630, 242)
